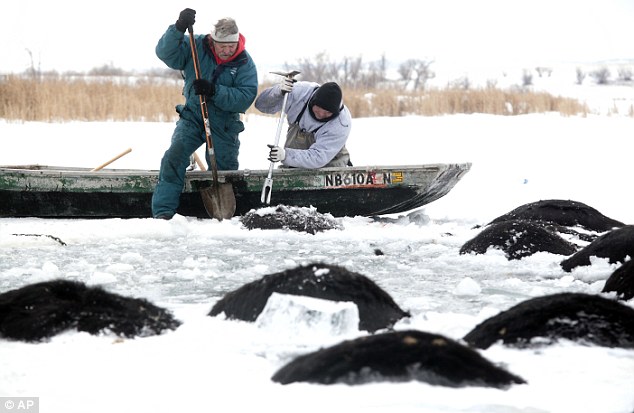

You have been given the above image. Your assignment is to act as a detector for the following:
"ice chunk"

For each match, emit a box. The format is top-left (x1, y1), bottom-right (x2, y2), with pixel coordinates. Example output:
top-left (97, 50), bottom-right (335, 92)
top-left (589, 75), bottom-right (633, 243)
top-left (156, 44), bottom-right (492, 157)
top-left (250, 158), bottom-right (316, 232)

top-left (255, 292), bottom-right (359, 337)
top-left (455, 277), bottom-right (482, 296)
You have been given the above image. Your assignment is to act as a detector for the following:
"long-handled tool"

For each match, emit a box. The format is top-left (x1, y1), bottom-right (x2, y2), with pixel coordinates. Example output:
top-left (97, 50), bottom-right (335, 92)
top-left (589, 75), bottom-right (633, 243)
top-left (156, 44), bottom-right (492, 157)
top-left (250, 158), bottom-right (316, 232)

top-left (193, 152), bottom-right (206, 171)
top-left (188, 25), bottom-right (236, 220)
top-left (261, 70), bottom-right (300, 204)
top-left (91, 148), bottom-right (132, 171)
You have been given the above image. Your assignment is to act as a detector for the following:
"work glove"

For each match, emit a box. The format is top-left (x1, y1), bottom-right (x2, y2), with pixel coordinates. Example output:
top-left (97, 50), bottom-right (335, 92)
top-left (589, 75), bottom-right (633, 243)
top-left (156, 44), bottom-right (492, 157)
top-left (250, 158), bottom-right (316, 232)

top-left (267, 144), bottom-right (286, 162)
top-left (280, 77), bottom-right (296, 94)
top-left (193, 79), bottom-right (215, 98)
top-left (175, 8), bottom-right (196, 33)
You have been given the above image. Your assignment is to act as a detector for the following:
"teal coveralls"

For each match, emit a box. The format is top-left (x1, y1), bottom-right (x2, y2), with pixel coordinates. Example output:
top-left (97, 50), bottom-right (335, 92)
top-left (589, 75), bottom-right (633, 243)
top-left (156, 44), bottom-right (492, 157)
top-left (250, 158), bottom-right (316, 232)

top-left (152, 25), bottom-right (258, 218)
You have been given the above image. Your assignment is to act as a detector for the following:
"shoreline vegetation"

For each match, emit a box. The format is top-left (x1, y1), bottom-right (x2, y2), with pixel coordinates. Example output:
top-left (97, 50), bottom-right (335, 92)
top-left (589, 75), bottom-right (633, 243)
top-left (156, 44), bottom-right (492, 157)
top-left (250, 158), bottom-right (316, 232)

top-left (0, 65), bottom-right (593, 122)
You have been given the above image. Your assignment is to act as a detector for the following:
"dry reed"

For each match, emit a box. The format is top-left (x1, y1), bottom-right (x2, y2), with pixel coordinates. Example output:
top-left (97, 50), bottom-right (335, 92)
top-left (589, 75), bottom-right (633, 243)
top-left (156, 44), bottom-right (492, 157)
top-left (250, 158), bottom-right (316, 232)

top-left (0, 75), bottom-right (588, 122)
top-left (0, 75), bottom-right (183, 122)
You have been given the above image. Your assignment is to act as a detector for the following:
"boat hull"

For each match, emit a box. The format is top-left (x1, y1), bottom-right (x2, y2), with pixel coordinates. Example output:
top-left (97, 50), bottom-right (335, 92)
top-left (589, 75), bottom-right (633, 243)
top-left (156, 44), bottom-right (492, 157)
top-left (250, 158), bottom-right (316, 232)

top-left (0, 164), bottom-right (471, 218)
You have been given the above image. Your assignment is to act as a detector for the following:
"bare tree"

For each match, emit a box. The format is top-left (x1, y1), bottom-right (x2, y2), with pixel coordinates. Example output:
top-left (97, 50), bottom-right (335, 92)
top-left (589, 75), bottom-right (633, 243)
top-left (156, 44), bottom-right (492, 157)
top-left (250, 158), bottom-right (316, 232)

top-left (340, 56), bottom-right (363, 88)
top-left (360, 55), bottom-right (387, 89)
top-left (288, 51), bottom-right (334, 83)
top-left (88, 62), bottom-right (127, 77)
top-left (522, 69), bottom-right (533, 87)
top-left (398, 59), bottom-right (434, 91)
top-left (24, 48), bottom-right (41, 79)
top-left (397, 60), bottom-right (414, 84)
top-left (287, 52), bottom-right (388, 89)
top-left (590, 67), bottom-right (610, 85)
top-left (575, 67), bottom-right (586, 85)
top-left (535, 67), bottom-right (553, 77)
top-left (617, 67), bottom-right (633, 82)
top-left (450, 76), bottom-right (471, 90)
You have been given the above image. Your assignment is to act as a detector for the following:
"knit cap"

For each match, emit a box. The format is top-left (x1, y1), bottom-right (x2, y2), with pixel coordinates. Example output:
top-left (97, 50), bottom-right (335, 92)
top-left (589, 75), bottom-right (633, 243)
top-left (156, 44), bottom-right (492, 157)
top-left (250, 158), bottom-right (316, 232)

top-left (310, 82), bottom-right (342, 115)
top-left (211, 18), bottom-right (239, 42)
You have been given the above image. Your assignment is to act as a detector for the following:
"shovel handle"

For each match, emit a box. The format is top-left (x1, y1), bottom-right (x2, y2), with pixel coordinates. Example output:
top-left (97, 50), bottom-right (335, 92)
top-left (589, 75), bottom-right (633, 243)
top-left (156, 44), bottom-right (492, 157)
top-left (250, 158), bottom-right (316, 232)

top-left (260, 71), bottom-right (300, 204)
top-left (188, 25), bottom-right (220, 185)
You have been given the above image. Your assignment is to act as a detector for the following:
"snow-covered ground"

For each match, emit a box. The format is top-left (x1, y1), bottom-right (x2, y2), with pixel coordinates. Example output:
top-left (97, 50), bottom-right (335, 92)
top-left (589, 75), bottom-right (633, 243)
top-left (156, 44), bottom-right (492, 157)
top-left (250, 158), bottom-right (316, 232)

top-left (1, 77), bottom-right (633, 413)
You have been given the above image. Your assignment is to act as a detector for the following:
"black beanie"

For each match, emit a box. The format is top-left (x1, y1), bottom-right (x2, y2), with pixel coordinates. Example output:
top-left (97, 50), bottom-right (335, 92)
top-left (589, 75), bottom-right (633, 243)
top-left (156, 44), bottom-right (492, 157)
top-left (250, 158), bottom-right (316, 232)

top-left (310, 82), bottom-right (342, 116)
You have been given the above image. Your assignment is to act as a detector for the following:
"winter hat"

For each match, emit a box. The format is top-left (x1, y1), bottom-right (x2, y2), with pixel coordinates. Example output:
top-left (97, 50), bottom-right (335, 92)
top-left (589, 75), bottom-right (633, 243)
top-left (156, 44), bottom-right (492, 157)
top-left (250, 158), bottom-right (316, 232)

top-left (310, 82), bottom-right (343, 116)
top-left (211, 18), bottom-right (239, 42)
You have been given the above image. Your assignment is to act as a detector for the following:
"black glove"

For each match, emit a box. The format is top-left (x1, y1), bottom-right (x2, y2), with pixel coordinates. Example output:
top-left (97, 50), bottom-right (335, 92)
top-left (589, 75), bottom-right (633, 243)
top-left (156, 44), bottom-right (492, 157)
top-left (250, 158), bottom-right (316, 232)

top-left (175, 8), bottom-right (196, 33)
top-left (193, 79), bottom-right (216, 97)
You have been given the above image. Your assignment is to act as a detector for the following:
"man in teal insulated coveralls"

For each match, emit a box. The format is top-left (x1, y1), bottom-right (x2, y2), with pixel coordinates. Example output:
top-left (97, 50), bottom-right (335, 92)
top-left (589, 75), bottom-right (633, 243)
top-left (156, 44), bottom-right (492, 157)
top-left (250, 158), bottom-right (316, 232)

top-left (152, 8), bottom-right (258, 219)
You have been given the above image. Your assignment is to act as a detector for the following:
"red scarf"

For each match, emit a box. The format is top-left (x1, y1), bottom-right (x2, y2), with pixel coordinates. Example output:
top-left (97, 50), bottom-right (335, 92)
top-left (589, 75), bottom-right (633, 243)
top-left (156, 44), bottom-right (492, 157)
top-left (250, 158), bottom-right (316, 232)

top-left (209, 33), bottom-right (246, 65)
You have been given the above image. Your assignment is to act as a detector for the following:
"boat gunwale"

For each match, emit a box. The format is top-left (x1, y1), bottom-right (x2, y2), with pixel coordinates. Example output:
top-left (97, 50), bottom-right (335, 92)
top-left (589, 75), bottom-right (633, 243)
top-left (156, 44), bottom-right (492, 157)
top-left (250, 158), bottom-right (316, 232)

top-left (0, 163), bottom-right (471, 177)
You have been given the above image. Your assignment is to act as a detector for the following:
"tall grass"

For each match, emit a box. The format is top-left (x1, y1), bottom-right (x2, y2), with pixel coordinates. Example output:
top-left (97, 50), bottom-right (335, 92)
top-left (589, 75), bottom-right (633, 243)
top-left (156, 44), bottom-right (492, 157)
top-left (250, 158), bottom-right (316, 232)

top-left (0, 75), bottom-right (588, 122)
top-left (0, 75), bottom-right (183, 122)
top-left (341, 87), bottom-right (588, 117)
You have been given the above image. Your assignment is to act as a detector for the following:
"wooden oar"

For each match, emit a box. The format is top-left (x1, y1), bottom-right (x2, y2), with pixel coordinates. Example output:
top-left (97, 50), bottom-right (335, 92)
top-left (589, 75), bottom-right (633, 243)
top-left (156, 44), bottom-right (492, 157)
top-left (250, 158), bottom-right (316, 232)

top-left (91, 148), bottom-right (132, 172)
top-left (193, 152), bottom-right (206, 171)
top-left (188, 25), bottom-right (235, 220)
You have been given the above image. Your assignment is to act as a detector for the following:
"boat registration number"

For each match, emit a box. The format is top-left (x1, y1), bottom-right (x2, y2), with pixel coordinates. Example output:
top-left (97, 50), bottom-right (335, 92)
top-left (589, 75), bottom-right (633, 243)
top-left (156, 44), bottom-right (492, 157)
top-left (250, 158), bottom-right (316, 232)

top-left (324, 171), bottom-right (403, 188)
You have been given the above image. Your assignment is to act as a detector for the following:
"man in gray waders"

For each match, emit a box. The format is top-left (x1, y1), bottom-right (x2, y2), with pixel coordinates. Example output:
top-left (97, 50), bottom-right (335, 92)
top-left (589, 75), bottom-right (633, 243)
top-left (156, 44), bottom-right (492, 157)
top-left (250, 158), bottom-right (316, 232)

top-left (255, 80), bottom-right (351, 168)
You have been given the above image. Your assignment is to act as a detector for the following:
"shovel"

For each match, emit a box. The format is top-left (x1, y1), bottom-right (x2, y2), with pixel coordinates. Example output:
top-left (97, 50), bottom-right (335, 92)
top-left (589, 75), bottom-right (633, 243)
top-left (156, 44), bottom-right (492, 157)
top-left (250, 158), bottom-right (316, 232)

top-left (188, 25), bottom-right (236, 220)
top-left (261, 70), bottom-right (300, 204)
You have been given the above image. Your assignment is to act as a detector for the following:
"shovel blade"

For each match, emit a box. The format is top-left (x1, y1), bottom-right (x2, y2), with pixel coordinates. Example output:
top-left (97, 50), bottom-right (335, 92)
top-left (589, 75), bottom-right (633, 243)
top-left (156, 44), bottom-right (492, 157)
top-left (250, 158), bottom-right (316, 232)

top-left (201, 183), bottom-right (236, 220)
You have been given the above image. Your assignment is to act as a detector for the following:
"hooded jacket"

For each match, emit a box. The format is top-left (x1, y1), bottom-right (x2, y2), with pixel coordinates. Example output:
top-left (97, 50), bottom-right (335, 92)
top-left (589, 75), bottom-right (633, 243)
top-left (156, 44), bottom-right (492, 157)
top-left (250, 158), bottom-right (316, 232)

top-left (255, 81), bottom-right (351, 168)
top-left (156, 25), bottom-right (258, 123)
